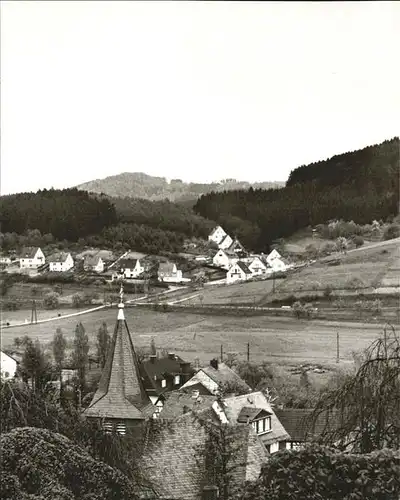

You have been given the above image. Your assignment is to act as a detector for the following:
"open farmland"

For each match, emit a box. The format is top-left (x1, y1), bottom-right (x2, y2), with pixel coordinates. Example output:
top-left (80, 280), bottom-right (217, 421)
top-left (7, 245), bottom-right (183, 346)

top-left (1, 306), bottom-right (389, 369)
top-left (275, 239), bottom-right (400, 295)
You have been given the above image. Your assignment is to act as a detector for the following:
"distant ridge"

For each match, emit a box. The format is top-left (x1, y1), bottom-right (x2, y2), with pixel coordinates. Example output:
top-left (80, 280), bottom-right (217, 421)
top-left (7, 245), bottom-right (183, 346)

top-left (76, 172), bottom-right (284, 203)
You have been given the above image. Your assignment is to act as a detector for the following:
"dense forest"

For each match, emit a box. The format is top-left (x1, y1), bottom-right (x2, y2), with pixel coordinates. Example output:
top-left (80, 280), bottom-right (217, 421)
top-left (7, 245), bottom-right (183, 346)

top-left (76, 172), bottom-right (284, 203)
top-left (194, 138), bottom-right (399, 252)
top-left (0, 188), bottom-right (213, 255)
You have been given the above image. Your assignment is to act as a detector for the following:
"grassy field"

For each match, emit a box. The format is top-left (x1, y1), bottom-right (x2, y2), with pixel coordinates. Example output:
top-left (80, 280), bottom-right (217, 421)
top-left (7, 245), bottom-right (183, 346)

top-left (1, 306), bottom-right (390, 371)
top-left (276, 239), bottom-right (399, 295)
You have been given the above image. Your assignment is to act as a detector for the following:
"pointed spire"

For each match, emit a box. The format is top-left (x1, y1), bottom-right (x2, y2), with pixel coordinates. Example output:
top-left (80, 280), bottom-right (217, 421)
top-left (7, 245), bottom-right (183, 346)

top-left (85, 277), bottom-right (152, 420)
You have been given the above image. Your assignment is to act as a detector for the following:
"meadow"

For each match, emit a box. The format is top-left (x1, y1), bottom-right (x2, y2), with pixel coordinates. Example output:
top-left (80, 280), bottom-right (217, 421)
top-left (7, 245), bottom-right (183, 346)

top-left (1, 305), bottom-right (389, 371)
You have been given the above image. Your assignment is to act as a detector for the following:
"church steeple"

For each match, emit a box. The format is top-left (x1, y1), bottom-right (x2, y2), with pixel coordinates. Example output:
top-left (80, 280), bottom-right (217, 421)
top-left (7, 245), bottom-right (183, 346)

top-left (85, 281), bottom-right (152, 421)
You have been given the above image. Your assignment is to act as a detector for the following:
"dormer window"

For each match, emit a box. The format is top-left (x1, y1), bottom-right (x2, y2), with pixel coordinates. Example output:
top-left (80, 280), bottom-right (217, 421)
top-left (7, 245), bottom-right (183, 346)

top-left (252, 416), bottom-right (271, 435)
top-left (174, 375), bottom-right (180, 385)
top-left (161, 379), bottom-right (167, 388)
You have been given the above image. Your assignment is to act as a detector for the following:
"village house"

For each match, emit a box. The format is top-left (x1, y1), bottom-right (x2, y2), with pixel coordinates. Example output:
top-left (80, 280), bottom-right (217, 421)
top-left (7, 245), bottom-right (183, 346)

top-left (212, 248), bottom-right (237, 270)
top-left (208, 225), bottom-right (227, 246)
top-left (140, 352), bottom-right (194, 417)
top-left (0, 351), bottom-right (19, 380)
top-left (229, 238), bottom-right (246, 255)
top-left (265, 249), bottom-right (288, 272)
top-left (118, 258), bottom-right (144, 279)
top-left (19, 246), bottom-right (45, 269)
top-left (246, 256), bottom-right (268, 276)
top-left (157, 261), bottom-right (188, 283)
top-left (180, 359), bottom-right (252, 396)
top-left (218, 233), bottom-right (234, 250)
top-left (48, 252), bottom-right (74, 272)
top-left (83, 254), bottom-right (105, 273)
top-left (226, 261), bottom-right (253, 284)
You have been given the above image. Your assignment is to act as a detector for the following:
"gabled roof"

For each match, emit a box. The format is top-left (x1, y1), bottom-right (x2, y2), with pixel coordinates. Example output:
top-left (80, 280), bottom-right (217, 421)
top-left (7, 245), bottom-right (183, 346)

top-left (119, 258), bottom-right (138, 269)
top-left (237, 407), bottom-right (272, 423)
top-left (223, 392), bottom-right (290, 445)
top-left (20, 246), bottom-right (41, 259)
top-left (218, 234), bottom-right (232, 246)
top-left (158, 262), bottom-right (176, 274)
top-left (201, 363), bottom-right (252, 393)
top-left (85, 299), bottom-right (152, 420)
top-left (274, 408), bottom-right (340, 442)
top-left (84, 254), bottom-right (102, 266)
top-left (209, 225), bottom-right (225, 237)
top-left (48, 252), bottom-right (72, 263)
top-left (230, 261), bottom-right (252, 275)
top-left (215, 248), bottom-right (236, 257)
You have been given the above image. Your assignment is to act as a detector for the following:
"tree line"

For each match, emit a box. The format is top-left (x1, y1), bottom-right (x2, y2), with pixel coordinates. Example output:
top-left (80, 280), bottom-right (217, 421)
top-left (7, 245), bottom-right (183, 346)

top-left (194, 137), bottom-right (399, 252)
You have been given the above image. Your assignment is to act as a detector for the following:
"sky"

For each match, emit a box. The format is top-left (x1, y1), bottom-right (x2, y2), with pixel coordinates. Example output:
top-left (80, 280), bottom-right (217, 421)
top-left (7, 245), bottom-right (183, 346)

top-left (1, 1), bottom-right (399, 195)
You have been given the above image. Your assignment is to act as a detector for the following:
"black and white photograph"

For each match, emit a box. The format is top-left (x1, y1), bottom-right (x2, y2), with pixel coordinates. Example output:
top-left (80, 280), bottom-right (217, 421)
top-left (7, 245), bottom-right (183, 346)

top-left (1, 1), bottom-right (399, 499)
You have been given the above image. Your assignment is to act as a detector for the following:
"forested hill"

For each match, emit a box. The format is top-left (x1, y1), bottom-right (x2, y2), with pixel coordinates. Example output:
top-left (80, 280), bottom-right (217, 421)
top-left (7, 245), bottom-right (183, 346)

top-left (194, 137), bottom-right (399, 252)
top-left (76, 172), bottom-right (284, 203)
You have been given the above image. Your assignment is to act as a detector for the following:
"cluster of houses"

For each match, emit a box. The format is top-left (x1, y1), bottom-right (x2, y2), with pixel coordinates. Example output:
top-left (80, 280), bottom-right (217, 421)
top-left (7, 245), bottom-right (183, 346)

top-left (207, 225), bottom-right (290, 284)
top-left (0, 246), bottom-right (189, 284)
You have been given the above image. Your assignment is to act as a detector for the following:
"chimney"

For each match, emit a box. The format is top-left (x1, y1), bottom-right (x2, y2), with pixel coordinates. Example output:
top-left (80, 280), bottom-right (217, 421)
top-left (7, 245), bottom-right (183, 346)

top-left (210, 358), bottom-right (219, 370)
top-left (168, 352), bottom-right (176, 360)
top-left (179, 361), bottom-right (191, 374)
top-left (149, 355), bottom-right (157, 364)
top-left (202, 486), bottom-right (219, 500)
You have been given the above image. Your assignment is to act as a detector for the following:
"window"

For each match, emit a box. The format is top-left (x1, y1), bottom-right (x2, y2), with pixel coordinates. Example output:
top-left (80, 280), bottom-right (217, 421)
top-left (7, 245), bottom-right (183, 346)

top-left (103, 420), bottom-right (126, 435)
top-left (253, 417), bottom-right (271, 435)
top-left (174, 375), bottom-right (180, 385)
top-left (115, 422), bottom-right (126, 435)
top-left (161, 379), bottom-right (166, 388)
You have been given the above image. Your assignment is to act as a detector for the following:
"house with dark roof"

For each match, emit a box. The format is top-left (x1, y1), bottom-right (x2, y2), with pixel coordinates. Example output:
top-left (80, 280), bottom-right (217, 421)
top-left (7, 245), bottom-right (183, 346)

top-left (226, 260), bottom-right (252, 283)
top-left (84, 287), bottom-right (154, 433)
top-left (19, 247), bottom-right (45, 269)
top-left (48, 252), bottom-right (74, 272)
top-left (83, 254), bottom-right (104, 273)
top-left (218, 233), bottom-right (233, 250)
top-left (157, 262), bottom-right (189, 283)
top-left (179, 359), bottom-right (252, 396)
top-left (208, 225), bottom-right (227, 246)
top-left (119, 258), bottom-right (144, 279)
top-left (275, 408), bottom-right (340, 450)
top-left (140, 353), bottom-right (194, 415)
top-left (228, 238), bottom-right (246, 255)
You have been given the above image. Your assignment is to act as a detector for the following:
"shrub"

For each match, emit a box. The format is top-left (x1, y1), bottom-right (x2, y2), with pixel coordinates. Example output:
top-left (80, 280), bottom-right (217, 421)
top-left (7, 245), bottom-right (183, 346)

top-left (72, 293), bottom-right (83, 308)
top-left (323, 285), bottom-right (333, 299)
top-left (43, 292), bottom-right (59, 310)
top-left (383, 224), bottom-right (400, 240)
top-left (352, 235), bottom-right (364, 248)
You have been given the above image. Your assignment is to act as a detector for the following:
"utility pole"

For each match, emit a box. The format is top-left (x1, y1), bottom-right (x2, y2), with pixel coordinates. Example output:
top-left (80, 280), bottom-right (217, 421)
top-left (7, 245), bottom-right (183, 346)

top-left (220, 344), bottom-right (223, 363)
top-left (272, 272), bottom-right (276, 294)
top-left (247, 342), bottom-right (250, 362)
top-left (336, 331), bottom-right (339, 363)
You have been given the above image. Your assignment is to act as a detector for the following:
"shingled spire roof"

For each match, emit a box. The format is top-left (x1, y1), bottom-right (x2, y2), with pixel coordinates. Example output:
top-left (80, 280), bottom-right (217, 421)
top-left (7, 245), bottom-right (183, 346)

top-left (85, 283), bottom-right (152, 420)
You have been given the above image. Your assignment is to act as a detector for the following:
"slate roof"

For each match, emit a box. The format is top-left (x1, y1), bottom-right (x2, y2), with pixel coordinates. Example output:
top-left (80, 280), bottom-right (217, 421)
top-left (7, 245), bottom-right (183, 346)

top-left (119, 258), bottom-right (138, 269)
top-left (85, 303), bottom-right (153, 420)
top-left (200, 363), bottom-right (252, 393)
top-left (20, 246), bottom-right (40, 259)
top-left (159, 392), bottom-right (217, 420)
top-left (218, 234), bottom-right (231, 246)
top-left (237, 406), bottom-right (272, 423)
top-left (223, 392), bottom-right (290, 445)
top-left (48, 252), bottom-right (71, 263)
top-left (234, 261), bottom-right (252, 275)
top-left (274, 408), bottom-right (340, 442)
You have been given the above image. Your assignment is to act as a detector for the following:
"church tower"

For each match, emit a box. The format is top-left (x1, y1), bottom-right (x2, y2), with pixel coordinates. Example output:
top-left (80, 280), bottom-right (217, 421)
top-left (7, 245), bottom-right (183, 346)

top-left (85, 283), bottom-right (153, 433)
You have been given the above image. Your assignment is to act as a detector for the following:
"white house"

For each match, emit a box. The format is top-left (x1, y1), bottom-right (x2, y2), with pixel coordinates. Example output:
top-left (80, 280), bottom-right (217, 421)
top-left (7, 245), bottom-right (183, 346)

top-left (218, 234), bottom-right (234, 250)
top-left (84, 254), bottom-right (105, 273)
top-left (226, 261), bottom-right (252, 284)
top-left (265, 249), bottom-right (287, 273)
top-left (48, 252), bottom-right (74, 272)
top-left (247, 257), bottom-right (268, 276)
top-left (213, 249), bottom-right (238, 270)
top-left (118, 258), bottom-right (144, 279)
top-left (19, 247), bottom-right (45, 269)
top-left (266, 249), bottom-right (282, 264)
top-left (229, 238), bottom-right (246, 254)
top-left (208, 226), bottom-right (227, 246)
top-left (158, 262), bottom-right (187, 283)
top-left (1, 351), bottom-right (18, 380)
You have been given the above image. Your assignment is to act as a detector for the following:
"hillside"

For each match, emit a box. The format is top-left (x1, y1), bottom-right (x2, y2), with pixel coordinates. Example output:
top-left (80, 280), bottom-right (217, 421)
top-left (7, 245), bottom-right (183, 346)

top-left (76, 172), bottom-right (284, 203)
top-left (194, 137), bottom-right (399, 251)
